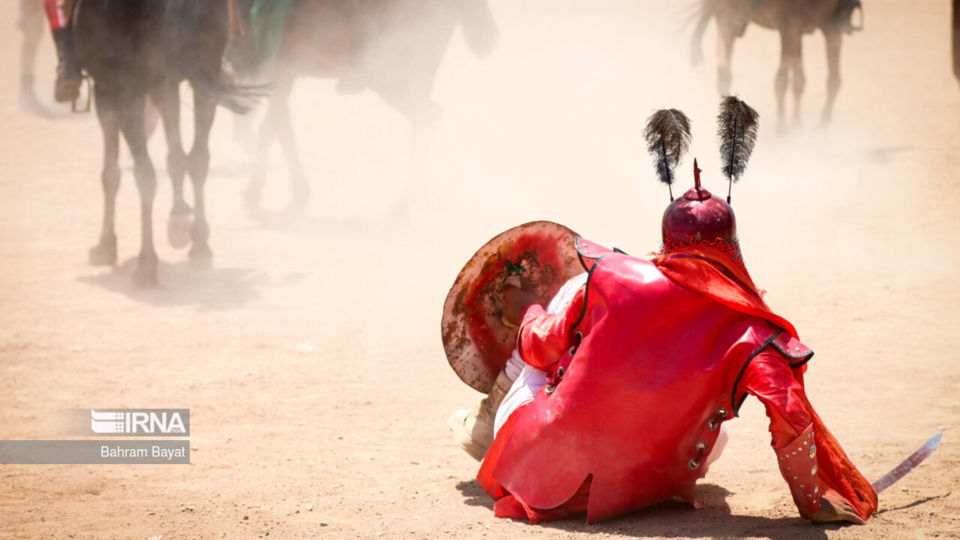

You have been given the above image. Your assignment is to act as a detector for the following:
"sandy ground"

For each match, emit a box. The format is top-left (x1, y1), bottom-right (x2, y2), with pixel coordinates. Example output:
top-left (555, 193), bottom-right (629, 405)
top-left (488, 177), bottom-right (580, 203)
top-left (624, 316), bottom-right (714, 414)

top-left (1, 1), bottom-right (959, 538)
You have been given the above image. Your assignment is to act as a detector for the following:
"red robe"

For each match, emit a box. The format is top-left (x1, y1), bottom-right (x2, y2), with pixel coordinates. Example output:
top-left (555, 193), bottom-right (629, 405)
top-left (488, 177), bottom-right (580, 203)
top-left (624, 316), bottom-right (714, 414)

top-left (477, 238), bottom-right (877, 524)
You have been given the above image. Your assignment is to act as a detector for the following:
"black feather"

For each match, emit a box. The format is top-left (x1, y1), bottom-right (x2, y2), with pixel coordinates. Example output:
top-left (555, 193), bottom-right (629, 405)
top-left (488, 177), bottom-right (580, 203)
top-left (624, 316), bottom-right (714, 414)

top-left (643, 109), bottom-right (692, 186)
top-left (717, 96), bottom-right (759, 182)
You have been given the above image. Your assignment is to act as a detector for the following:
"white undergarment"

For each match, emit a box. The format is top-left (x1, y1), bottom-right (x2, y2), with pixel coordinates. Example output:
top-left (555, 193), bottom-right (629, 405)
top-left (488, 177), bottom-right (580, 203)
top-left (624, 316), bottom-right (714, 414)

top-left (494, 273), bottom-right (587, 435)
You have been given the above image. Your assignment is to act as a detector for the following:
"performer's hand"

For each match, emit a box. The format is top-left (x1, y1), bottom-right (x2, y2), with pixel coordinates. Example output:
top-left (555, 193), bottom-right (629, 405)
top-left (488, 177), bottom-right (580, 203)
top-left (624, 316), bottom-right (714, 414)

top-left (808, 489), bottom-right (865, 525)
top-left (502, 285), bottom-right (538, 327)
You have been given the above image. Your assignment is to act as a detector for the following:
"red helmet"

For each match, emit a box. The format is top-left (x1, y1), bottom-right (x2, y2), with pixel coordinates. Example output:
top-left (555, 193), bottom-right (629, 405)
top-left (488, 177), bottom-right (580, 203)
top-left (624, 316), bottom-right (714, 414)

top-left (662, 160), bottom-right (737, 249)
top-left (646, 98), bottom-right (758, 253)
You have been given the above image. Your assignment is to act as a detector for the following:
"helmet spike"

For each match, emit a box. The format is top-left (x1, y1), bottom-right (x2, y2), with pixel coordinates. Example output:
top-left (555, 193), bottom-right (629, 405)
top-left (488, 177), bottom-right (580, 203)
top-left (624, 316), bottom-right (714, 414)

top-left (693, 158), bottom-right (703, 198)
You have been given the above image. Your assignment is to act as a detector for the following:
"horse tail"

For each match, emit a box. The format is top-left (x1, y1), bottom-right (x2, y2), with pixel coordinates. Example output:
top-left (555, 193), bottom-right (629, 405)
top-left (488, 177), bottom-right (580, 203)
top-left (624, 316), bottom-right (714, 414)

top-left (163, 0), bottom-right (263, 114)
top-left (457, 0), bottom-right (499, 59)
top-left (688, 0), bottom-right (716, 67)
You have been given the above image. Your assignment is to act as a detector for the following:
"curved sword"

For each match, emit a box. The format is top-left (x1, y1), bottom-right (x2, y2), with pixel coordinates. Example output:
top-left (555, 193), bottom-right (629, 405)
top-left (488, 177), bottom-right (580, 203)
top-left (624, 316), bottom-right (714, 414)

top-left (872, 429), bottom-right (943, 494)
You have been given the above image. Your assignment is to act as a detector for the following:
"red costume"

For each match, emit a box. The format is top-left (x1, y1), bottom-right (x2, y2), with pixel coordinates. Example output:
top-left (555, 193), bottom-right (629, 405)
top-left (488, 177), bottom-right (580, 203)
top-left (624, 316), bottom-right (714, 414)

top-left (43, 0), bottom-right (69, 31)
top-left (459, 102), bottom-right (878, 525)
top-left (477, 185), bottom-right (878, 524)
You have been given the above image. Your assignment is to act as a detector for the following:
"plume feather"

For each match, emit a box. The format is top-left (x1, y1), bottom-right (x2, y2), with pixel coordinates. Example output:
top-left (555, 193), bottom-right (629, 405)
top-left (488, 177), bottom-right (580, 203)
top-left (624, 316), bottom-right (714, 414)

top-left (643, 109), bottom-right (692, 187)
top-left (717, 96), bottom-right (759, 182)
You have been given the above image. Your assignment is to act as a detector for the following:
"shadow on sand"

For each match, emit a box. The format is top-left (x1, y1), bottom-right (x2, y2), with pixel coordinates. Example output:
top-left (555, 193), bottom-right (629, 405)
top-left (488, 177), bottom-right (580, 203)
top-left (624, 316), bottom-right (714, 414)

top-left (457, 480), bottom-right (837, 539)
top-left (874, 491), bottom-right (951, 515)
top-left (77, 257), bottom-right (276, 311)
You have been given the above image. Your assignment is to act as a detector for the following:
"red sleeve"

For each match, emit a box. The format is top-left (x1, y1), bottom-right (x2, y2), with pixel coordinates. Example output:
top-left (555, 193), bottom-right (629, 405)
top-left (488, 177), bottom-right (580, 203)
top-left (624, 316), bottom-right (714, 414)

top-left (741, 351), bottom-right (821, 516)
top-left (515, 286), bottom-right (586, 371)
top-left (740, 350), bottom-right (878, 522)
top-left (741, 352), bottom-right (812, 449)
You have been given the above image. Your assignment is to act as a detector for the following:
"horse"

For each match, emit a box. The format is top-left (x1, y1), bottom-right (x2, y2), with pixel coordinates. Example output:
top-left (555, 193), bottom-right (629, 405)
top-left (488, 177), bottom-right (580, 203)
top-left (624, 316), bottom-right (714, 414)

top-left (953, 0), bottom-right (959, 86)
top-left (74, 0), bottom-right (252, 286)
top-left (16, 0), bottom-right (49, 115)
top-left (233, 0), bottom-right (498, 213)
top-left (690, 0), bottom-right (862, 129)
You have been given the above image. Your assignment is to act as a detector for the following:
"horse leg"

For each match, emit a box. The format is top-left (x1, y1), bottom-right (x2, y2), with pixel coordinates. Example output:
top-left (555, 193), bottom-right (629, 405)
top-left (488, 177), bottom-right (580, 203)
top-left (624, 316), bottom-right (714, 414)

top-left (372, 80), bottom-right (441, 222)
top-left (954, 0), bottom-right (960, 85)
top-left (716, 29), bottom-right (736, 95)
top-left (233, 107), bottom-right (258, 153)
top-left (821, 26), bottom-right (842, 125)
top-left (378, 97), bottom-right (441, 223)
top-left (774, 26), bottom-right (802, 132)
top-left (18, 0), bottom-right (46, 114)
top-left (149, 82), bottom-right (191, 250)
top-left (789, 31), bottom-right (805, 127)
top-left (245, 88), bottom-right (283, 211)
top-left (272, 84), bottom-right (309, 213)
top-left (117, 91), bottom-right (159, 287)
top-left (689, 0), bottom-right (714, 67)
top-left (89, 85), bottom-right (120, 266)
top-left (144, 97), bottom-right (161, 141)
top-left (186, 89), bottom-right (218, 265)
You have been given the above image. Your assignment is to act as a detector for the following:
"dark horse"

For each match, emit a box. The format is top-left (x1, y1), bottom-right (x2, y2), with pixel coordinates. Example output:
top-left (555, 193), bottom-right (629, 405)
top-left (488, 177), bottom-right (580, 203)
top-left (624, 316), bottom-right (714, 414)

top-left (233, 0), bottom-right (498, 212)
top-left (954, 0), bottom-right (959, 86)
top-left (690, 0), bottom-right (862, 129)
top-left (74, 0), bottom-right (249, 286)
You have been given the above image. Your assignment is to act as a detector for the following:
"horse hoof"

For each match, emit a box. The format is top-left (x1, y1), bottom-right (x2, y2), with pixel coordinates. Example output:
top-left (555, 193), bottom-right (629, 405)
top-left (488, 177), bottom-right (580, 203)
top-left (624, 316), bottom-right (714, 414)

top-left (690, 50), bottom-right (704, 68)
top-left (167, 213), bottom-right (193, 249)
top-left (88, 237), bottom-right (117, 266)
top-left (132, 250), bottom-right (159, 288)
top-left (820, 111), bottom-right (832, 127)
top-left (189, 244), bottom-right (213, 268)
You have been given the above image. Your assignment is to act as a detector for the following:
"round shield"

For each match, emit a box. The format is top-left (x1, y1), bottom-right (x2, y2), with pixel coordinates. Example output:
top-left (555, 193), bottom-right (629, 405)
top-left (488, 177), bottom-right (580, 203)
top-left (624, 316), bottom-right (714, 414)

top-left (442, 221), bottom-right (583, 393)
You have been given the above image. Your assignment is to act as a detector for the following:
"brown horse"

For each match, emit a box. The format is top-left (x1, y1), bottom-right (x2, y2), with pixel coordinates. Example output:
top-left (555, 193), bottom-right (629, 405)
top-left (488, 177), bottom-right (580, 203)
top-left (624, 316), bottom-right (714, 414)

top-left (690, 0), bottom-right (861, 129)
top-left (234, 0), bottom-right (498, 213)
top-left (75, 0), bottom-right (251, 286)
top-left (953, 0), bottom-right (959, 85)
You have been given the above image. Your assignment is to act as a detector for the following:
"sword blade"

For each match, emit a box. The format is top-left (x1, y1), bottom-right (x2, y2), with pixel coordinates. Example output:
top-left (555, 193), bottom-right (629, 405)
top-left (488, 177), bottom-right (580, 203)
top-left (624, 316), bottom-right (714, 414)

top-left (872, 429), bottom-right (943, 494)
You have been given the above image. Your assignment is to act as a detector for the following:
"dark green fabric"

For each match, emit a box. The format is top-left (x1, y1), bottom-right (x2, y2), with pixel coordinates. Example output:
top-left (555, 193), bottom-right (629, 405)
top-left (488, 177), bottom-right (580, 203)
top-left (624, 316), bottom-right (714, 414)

top-left (250, 0), bottom-right (293, 71)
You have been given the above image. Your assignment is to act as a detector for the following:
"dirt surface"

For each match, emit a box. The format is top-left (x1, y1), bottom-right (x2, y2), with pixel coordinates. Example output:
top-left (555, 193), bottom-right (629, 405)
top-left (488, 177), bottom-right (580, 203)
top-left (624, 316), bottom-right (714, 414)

top-left (1, 1), bottom-right (959, 538)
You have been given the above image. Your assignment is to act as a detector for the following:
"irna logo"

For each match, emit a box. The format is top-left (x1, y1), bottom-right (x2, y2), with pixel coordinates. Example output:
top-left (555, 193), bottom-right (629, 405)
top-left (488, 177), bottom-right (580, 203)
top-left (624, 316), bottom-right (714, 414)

top-left (90, 409), bottom-right (188, 435)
